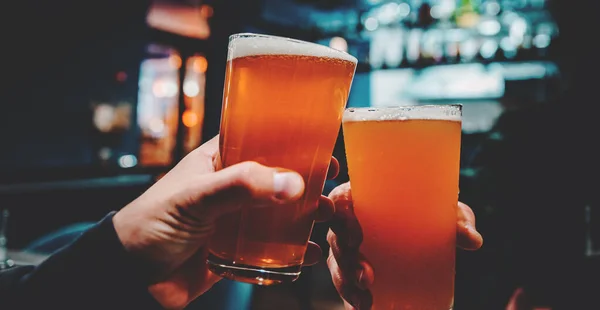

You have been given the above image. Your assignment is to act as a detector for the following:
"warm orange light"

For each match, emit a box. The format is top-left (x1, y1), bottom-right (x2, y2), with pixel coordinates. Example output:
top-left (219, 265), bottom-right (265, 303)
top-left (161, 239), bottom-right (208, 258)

top-left (200, 5), bottom-right (214, 18)
top-left (457, 12), bottom-right (480, 28)
top-left (193, 56), bottom-right (208, 73)
top-left (182, 110), bottom-right (199, 127)
top-left (169, 54), bottom-right (182, 69)
top-left (116, 71), bottom-right (128, 82)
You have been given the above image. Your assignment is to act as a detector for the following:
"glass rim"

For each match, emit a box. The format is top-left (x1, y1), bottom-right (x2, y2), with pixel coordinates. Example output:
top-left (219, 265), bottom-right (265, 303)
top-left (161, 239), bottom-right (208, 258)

top-left (228, 32), bottom-right (358, 64)
top-left (343, 104), bottom-right (462, 122)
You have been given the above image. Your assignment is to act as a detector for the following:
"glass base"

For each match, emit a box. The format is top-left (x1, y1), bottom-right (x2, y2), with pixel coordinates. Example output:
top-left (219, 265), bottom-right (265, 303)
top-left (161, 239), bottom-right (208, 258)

top-left (207, 254), bottom-right (301, 286)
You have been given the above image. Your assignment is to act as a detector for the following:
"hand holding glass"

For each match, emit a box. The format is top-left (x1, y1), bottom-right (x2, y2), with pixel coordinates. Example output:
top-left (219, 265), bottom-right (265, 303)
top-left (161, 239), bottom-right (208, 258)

top-left (343, 105), bottom-right (462, 309)
top-left (207, 33), bottom-right (357, 285)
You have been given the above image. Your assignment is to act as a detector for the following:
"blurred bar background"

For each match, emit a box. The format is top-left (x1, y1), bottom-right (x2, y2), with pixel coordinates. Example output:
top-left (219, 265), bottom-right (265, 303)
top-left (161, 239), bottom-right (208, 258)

top-left (1, 0), bottom-right (599, 309)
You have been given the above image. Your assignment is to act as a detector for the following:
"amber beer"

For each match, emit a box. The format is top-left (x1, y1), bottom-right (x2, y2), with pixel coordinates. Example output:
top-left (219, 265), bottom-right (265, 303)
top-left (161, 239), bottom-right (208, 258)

top-left (207, 33), bottom-right (357, 284)
top-left (343, 105), bottom-right (462, 309)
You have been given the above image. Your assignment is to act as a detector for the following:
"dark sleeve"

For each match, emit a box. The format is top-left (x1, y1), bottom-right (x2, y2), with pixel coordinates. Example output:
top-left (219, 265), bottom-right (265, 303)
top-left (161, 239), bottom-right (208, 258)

top-left (0, 212), bottom-right (163, 310)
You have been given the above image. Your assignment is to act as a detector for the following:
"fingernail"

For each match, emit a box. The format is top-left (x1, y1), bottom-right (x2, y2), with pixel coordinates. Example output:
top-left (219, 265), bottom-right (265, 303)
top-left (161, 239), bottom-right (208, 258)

top-left (274, 172), bottom-right (304, 200)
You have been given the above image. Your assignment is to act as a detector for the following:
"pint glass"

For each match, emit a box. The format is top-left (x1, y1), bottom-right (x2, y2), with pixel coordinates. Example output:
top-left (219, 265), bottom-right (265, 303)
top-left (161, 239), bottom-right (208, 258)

top-left (342, 105), bottom-right (462, 309)
top-left (207, 33), bottom-right (357, 285)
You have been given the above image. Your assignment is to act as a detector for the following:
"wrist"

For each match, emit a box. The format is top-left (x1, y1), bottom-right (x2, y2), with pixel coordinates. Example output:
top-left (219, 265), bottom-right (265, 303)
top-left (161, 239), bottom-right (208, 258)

top-left (112, 203), bottom-right (170, 282)
top-left (113, 207), bottom-right (134, 252)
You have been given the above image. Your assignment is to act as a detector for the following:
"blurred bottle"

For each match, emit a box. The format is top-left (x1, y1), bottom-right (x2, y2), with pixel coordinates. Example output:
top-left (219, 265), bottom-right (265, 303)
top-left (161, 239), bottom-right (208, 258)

top-left (406, 28), bottom-right (423, 66)
top-left (454, 0), bottom-right (480, 28)
top-left (417, 2), bottom-right (434, 28)
top-left (445, 40), bottom-right (460, 64)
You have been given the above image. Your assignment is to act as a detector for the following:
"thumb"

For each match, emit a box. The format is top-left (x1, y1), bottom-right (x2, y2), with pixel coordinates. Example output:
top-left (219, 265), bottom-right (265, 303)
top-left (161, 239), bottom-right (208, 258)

top-left (197, 161), bottom-right (305, 219)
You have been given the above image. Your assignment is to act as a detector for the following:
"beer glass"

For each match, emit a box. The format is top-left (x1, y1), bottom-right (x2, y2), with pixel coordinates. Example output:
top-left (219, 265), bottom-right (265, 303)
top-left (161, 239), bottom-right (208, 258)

top-left (207, 33), bottom-right (357, 285)
top-left (342, 105), bottom-right (462, 309)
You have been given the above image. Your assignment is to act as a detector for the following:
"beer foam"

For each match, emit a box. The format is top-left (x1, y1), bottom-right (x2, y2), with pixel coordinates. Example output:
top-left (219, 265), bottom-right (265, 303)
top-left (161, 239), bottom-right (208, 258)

top-left (343, 105), bottom-right (462, 122)
top-left (228, 33), bottom-right (358, 63)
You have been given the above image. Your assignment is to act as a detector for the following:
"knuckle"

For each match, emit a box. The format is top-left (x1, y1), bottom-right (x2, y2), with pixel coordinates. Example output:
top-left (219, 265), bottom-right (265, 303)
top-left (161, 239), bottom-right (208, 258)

top-left (329, 182), bottom-right (352, 203)
top-left (327, 252), bottom-right (336, 268)
top-left (458, 201), bottom-right (473, 214)
top-left (327, 229), bottom-right (336, 245)
top-left (235, 161), bottom-right (263, 187)
top-left (326, 248), bottom-right (337, 268)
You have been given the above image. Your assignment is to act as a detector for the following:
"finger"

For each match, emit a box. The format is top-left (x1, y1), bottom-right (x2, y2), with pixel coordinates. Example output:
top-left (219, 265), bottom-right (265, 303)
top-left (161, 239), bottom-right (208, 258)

top-left (506, 287), bottom-right (531, 310)
top-left (315, 196), bottom-right (335, 222)
top-left (329, 212), bottom-right (363, 251)
top-left (149, 249), bottom-right (221, 309)
top-left (302, 242), bottom-right (322, 266)
top-left (328, 184), bottom-right (363, 250)
top-left (327, 157), bottom-right (340, 180)
top-left (456, 202), bottom-right (483, 251)
top-left (327, 248), bottom-right (373, 310)
top-left (329, 182), bottom-right (352, 205)
top-left (196, 161), bottom-right (305, 219)
top-left (357, 256), bottom-right (375, 290)
top-left (343, 300), bottom-right (354, 310)
top-left (327, 231), bottom-right (374, 290)
top-left (327, 229), bottom-right (357, 269)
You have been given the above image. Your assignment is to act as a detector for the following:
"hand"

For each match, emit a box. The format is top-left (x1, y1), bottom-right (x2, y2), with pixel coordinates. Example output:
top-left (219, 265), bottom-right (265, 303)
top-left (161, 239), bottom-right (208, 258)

top-left (326, 182), bottom-right (484, 310)
top-left (506, 287), bottom-right (539, 310)
top-left (113, 136), bottom-right (338, 309)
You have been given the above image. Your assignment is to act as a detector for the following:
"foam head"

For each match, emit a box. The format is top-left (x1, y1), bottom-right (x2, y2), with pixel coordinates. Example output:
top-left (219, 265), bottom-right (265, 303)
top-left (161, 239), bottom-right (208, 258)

top-left (343, 105), bottom-right (462, 123)
top-left (227, 33), bottom-right (358, 63)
